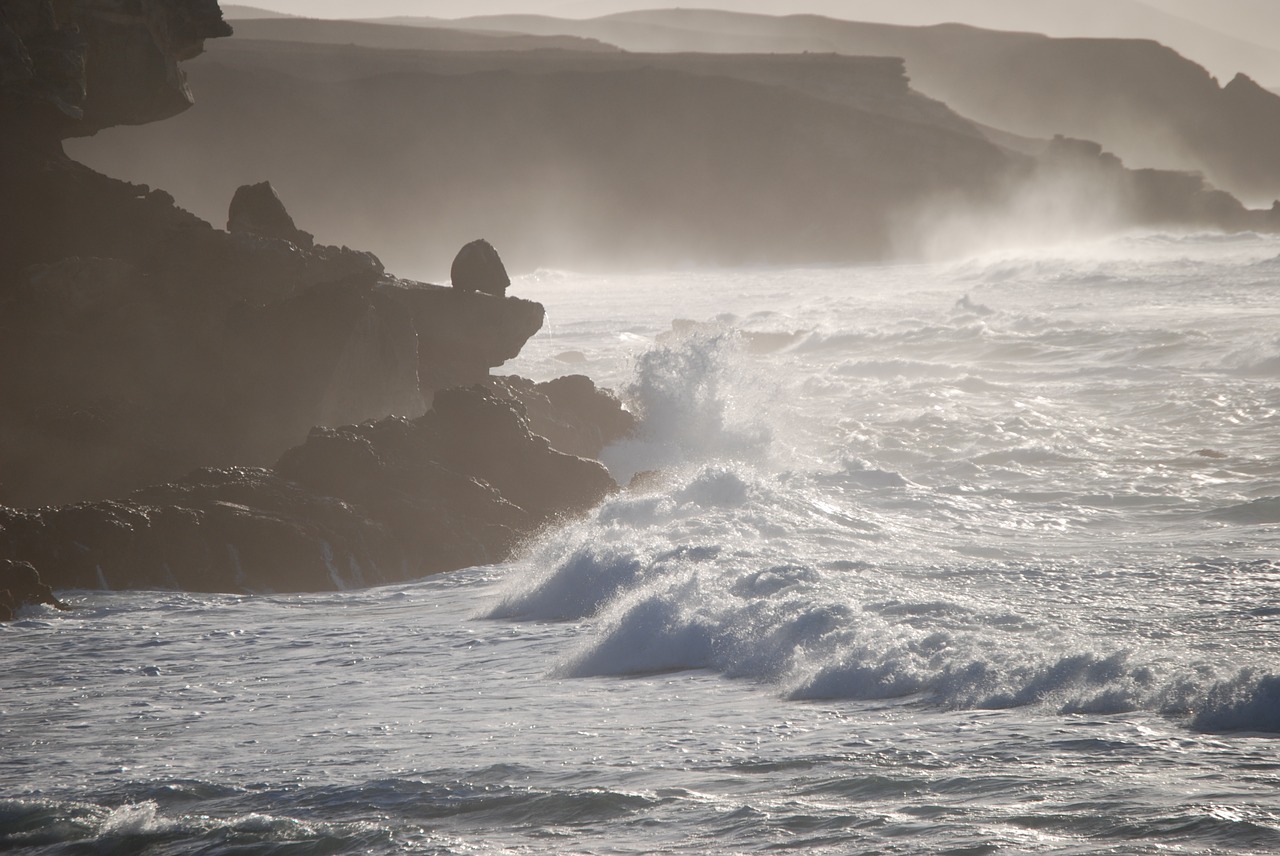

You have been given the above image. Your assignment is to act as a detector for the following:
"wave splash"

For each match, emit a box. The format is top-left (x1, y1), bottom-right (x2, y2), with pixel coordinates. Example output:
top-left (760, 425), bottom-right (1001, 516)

top-left (495, 482), bottom-right (1280, 734)
top-left (600, 327), bottom-right (776, 485)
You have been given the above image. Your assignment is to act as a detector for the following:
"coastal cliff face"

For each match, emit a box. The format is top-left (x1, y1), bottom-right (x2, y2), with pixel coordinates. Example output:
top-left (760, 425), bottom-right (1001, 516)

top-left (0, 0), bottom-right (627, 593)
top-left (0, 1), bottom-right (553, 508)
top-left (0, 0), bottom-right (231, 149)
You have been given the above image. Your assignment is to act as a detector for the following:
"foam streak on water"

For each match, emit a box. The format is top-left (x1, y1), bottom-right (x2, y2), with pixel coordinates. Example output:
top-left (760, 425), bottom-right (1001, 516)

top-left (4, 233), bottom-right (1280, 854)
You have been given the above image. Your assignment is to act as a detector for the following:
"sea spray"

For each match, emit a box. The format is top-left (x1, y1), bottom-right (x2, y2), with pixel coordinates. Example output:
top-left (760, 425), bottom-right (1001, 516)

top-left (600, 327), bottom-right (777, 484)
top-left (499, 481), bottom-right (1280, 730)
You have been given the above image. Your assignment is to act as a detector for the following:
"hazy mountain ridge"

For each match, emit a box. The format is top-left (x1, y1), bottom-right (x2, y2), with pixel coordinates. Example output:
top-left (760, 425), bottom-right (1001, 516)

top-left (427, 10), bottom-right (1280, 204)
top-left (230, 16), bottom-right (619, 52)
top-left (220, 3), bottom-right (298, 18)
top-left (68, 22), bottom-right (1279, 276)
top-left (71, 39), bottom-right (1016, 274)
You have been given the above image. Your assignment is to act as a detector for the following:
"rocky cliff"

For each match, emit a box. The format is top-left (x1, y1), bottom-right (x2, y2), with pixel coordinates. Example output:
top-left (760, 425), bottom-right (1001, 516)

top-left (0, 380), bottom-right (628, 592)
top-left (449, 11), bottom-right (1280, 206)
top-left (0, 1), bottom-right (631, 593)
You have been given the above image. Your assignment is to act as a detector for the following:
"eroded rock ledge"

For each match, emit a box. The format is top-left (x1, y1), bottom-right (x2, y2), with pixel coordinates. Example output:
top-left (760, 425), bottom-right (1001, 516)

top-left (0, 0), bottom-right (634, 593)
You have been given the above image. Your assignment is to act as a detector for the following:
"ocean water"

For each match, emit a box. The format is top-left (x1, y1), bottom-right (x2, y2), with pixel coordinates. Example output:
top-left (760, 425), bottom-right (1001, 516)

top-left (4, 232), bottom-right (1280, 855)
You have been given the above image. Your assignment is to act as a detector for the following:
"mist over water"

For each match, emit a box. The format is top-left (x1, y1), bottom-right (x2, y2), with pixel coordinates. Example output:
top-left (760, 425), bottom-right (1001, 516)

top-left (5, 233), bottom-right (1280, 854)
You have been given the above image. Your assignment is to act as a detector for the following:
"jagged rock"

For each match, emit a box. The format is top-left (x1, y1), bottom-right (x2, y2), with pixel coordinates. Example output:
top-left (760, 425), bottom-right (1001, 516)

top-left (276, 418), bottom-right (531, 578)
top-left (281, 386), bottom-right (617, 529)
top-left (0, 0), bottom-right (625, 594)
top-left (489, 375), bottom-right (635, 460)
top-left (424, 385), bottom-right (616, 521)
top-left (450, 238), bottom-right (510, 296)
top-left (1, 0), bottom-right (231, 145)
top-left (227, 180), bottom-right (313, 247)
top-left (0, 559), bottom-right (70, 617)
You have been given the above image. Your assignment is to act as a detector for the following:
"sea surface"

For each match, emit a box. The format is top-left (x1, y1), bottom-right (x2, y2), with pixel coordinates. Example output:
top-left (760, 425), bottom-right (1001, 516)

top-left (4, 232), bottom-right (1280, 854)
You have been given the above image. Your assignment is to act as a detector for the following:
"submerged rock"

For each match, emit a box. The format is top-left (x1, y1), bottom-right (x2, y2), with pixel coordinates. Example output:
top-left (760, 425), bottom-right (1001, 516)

top-left (450, 239), bottom-right (510, 296)
top-left (0, 559), bottom-right (70, 617)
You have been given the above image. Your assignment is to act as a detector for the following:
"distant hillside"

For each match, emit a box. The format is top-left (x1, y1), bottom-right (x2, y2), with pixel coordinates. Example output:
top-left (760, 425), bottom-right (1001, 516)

top-left (66, 38), bottom-right (1019, 275)
top-left (228, 17), bottom-right (619, 52)
top-left (68, 34), bottom-right (1270, 274)
top-left (439, 10), bottom-right (1280, 204)
top-left (221, 4), bottom-right (296, 18)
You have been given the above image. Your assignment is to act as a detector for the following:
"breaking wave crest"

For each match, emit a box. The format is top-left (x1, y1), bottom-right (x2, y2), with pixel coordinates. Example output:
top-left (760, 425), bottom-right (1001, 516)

top-left (491, 309), bottom-right (1280, 734)
top-left (600, 327), bottom-right (776, 484)
top-left (493, 477), bottom-right (1279, 733)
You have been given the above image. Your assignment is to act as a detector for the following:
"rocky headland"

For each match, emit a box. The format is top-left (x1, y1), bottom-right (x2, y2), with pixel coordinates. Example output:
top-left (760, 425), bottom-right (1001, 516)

top-left (0, 0), bottom-right (632, 597)
top-left (437, 10), bottom-right (1280, 206)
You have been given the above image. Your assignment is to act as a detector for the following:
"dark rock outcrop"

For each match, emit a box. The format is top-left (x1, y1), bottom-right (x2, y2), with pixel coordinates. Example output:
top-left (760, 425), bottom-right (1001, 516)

top-left (451, 239), bottom-right (510, 297)
top-left (489, 375), bottom-right (635, 461)
top-left (227, 180), bottom-right (313, 247)
top-left (0, 3), bottom-right (550, 508)
top-left (0, 0), bottom-right (629, 597)
top-left (384, 279), bottom-right (544, 398)
top-left (0, 468), bottom-right (405, 593)
top-left (0, 169), bottom-right (549, 508)
top-left (0, 559), bottom-right (70, 618)
top-left (0, 0), bottom-right (232, 148)
top-left (0, 384), bottom-right (620, 593)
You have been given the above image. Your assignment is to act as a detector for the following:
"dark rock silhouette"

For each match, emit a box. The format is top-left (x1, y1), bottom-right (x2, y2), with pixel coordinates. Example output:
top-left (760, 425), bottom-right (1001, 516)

top-left (0, 0), bottom-right (231, 146)
top-left (227, 180), bottom-right (313, 247)
top-left (0, 0), bottom-right (630, 595)
top-left (0, 560), bottom-right (70, 616)
top-left (489, 375), bottom-right (635, 461)
top-left (451, 239), bottom-right (511, 297)
top-left (0, 382), bottom-right (624, 593)
top-left (0, 4), bottom-right (551, 508)
top-left (384, 279), bottom-right (543, 396)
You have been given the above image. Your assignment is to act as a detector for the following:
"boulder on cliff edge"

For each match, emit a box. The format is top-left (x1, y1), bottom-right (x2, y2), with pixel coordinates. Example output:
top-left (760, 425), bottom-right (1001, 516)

top-left (451, 239), bottom-right (510, 296)
top-left (228, 180), bottom-right (314, 248)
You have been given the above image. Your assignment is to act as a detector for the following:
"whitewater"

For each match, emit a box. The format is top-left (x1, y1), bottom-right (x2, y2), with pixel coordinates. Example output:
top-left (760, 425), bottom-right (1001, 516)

top-left (4, 231), bottom-right (1279, 854)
